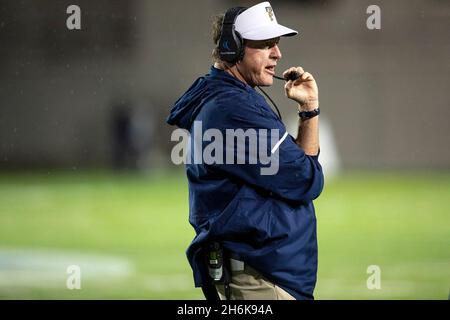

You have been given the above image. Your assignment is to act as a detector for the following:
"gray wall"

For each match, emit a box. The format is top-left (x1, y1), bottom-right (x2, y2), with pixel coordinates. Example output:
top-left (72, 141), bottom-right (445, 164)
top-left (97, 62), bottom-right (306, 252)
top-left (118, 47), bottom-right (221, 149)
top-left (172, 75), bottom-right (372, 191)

top-left (0, 0), bottom-right (449, 169)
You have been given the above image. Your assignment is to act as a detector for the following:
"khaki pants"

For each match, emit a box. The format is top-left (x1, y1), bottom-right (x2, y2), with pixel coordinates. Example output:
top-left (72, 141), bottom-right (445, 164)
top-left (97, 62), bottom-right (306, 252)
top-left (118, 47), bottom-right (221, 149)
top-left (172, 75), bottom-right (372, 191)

top-left (215, 260), bottom-right (295, 300)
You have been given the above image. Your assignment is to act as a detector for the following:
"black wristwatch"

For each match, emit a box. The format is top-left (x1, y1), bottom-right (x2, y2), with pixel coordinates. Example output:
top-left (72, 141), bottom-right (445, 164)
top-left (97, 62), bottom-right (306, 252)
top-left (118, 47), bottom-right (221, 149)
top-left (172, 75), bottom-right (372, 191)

top-left (298, 107), bottom-right (320, 120)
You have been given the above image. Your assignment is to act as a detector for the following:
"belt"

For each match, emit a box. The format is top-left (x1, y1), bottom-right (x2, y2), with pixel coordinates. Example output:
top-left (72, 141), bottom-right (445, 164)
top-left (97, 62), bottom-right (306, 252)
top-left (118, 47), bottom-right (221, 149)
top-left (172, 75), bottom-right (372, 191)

top-left (229, 258), bottom-right (245, 272)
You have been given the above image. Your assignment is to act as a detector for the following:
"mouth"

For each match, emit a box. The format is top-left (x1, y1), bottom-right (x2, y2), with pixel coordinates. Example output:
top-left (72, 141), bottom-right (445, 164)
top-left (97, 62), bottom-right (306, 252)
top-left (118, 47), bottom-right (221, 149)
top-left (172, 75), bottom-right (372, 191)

top-left (265, 65), bottom-right (276, 76)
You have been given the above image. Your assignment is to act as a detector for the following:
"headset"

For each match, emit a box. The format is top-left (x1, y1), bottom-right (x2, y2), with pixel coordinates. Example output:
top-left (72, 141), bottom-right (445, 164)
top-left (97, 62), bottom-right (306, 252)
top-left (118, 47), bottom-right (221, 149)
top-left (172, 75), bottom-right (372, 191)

top-left (218, 7), bottom-right (247, 63)
top-left (217, 6), bottom-right (301, 121)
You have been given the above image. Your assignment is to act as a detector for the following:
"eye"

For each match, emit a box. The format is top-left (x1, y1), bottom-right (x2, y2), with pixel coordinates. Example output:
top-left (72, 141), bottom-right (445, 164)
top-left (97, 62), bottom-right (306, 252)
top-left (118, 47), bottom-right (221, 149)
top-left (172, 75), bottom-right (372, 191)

top-left (245, 38), bottom-right (280, 50)
top-left (266, 39), bottom-right (280, 49)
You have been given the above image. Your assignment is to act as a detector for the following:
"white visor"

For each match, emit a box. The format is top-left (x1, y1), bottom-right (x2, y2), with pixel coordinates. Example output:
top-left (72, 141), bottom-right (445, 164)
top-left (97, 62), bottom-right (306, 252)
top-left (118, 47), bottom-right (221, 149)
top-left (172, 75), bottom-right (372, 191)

top-left (235, 1), bottom-right (298, 40)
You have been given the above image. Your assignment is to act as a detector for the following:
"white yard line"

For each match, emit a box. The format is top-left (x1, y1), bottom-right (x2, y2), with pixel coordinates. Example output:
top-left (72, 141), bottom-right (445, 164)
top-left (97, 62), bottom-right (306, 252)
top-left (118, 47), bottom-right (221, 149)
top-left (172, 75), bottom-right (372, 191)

top-left (0, 247), bottom-right (134, 287)
top-left (0, 247), bottom-right (194, 292)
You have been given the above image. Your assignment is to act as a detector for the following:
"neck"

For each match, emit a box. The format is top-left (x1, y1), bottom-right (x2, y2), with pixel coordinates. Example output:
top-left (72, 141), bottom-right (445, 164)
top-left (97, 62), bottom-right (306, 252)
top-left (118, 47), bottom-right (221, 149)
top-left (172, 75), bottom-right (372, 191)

top-left (214, 62), bottom-right (252, 87)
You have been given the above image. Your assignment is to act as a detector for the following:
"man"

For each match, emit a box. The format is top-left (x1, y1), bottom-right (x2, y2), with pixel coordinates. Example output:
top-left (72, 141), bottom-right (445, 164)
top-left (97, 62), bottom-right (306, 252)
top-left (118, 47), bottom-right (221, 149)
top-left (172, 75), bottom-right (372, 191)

top-left (167, 1), bottom-right (324, 300)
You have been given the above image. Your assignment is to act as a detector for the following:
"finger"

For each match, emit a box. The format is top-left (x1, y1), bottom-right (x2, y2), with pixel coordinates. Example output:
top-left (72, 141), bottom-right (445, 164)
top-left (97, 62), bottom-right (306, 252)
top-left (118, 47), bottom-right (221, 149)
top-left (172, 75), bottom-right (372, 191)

top-left (284, 80), bottom-right (297, 95)
top-left (292, 72), bottom-right (314, 84)
top-left (283, 66), bottom-right (301, 77)
top-left (284, 81), bottom-right (292, 91)
top-left (294, 66), bottom-right (305, 75)
top-left (299, 71), bottom-right (312, 81)
top-left (283, 67), bottom-right (305, 82)
top-left (283, 66), bottom-right (304, 75)
top-left (282, 67), bottom-right (297, 79)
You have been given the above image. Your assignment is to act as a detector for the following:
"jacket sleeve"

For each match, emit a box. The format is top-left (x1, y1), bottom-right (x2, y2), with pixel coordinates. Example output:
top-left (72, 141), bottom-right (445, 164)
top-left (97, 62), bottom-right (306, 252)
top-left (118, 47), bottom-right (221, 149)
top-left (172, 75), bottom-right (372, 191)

top-left (203, 94), bottom-right (324, 204)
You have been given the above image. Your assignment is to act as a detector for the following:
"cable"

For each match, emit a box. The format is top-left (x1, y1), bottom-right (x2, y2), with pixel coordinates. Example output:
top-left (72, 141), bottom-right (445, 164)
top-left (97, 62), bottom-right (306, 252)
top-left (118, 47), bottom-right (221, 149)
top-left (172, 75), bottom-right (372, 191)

top-left (228, 62), bottom-right (284, 122)
top-left (257, 85), bottom-right (283, 121)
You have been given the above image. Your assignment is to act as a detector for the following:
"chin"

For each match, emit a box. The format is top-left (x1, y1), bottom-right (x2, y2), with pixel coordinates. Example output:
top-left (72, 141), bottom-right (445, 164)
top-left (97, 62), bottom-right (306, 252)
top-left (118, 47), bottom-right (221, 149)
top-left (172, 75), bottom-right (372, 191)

top-left (260, 79), bottom-right (273, 86)
top-left (255, 76), bottom-right (273, 87)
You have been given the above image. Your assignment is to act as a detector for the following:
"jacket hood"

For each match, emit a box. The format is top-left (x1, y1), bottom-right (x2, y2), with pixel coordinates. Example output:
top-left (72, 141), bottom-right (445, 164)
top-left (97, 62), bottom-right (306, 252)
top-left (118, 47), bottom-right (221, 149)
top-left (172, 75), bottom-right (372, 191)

top-left (166, 66), bottom-right (250, 130)
top-left (166, 76), bottom-right (209, 130)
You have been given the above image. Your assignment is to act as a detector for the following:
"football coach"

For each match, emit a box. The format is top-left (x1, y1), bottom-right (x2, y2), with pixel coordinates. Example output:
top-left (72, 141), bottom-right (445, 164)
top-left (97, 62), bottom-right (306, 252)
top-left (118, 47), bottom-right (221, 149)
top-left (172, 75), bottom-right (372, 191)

top-left (167, 1), bottom-right (324, 300)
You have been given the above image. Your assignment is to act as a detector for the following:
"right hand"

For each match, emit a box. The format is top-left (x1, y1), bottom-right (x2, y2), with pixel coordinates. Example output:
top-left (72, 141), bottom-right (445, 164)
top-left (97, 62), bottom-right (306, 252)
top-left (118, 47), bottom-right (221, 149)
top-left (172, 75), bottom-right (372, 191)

top-left (284, 66), bottom-right (319, 111)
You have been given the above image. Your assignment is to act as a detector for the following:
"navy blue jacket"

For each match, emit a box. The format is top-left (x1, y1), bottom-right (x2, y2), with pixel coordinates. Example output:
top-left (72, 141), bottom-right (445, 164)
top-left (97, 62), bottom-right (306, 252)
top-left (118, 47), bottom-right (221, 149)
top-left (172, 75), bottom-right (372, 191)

top-left (167, 66), bottom-right (324, 300)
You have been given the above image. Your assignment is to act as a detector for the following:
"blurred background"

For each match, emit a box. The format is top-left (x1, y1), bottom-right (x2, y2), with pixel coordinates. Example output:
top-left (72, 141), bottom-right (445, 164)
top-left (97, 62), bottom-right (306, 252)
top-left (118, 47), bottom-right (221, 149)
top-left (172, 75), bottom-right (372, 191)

top-left (0, 0), bottom-right (448, 299)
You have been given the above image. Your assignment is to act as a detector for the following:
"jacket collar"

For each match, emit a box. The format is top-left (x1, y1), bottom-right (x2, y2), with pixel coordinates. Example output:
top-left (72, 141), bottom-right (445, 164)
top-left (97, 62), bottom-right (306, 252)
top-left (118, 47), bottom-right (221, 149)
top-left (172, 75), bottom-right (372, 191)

top-left (208, 66), bottom-right (254, 93)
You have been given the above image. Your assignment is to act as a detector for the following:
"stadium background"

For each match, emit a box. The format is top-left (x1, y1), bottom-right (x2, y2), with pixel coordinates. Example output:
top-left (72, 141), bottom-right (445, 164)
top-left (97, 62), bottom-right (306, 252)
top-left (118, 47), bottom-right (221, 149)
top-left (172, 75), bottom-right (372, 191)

top-left (0, 0), bottom-right (448, 299)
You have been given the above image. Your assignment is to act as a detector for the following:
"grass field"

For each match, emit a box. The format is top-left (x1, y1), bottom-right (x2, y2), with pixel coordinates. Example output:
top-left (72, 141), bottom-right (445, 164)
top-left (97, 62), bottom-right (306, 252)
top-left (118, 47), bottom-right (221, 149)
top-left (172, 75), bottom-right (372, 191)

top-left (0, 169), bottom-right (448, 299)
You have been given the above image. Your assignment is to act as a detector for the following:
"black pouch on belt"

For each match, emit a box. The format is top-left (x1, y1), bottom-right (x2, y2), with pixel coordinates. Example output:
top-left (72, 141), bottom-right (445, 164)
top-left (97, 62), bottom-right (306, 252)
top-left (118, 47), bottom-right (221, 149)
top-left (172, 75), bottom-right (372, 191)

top-left (202, 241), bottom-right (232, 300)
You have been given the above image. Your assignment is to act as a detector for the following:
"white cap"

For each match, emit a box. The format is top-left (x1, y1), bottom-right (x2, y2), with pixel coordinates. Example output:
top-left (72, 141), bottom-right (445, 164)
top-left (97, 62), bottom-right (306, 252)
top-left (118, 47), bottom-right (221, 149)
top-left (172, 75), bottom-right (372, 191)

top-left (235, 2), bottom-right (298, 40)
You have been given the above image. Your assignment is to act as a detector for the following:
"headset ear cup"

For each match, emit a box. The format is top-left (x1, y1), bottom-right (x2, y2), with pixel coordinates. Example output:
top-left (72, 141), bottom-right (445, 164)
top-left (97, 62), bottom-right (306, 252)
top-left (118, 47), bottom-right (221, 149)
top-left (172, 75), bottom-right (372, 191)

top-left (235, 31), bottom-right (245, 62)
top-left (218, 27), bottom-right (238, 63)
top-left (218, 6), bottom-right (247, 64)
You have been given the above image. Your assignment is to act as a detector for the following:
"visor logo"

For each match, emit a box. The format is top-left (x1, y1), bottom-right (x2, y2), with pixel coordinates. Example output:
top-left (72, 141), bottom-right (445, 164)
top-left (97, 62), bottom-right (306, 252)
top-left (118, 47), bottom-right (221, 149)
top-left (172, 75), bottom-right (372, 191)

top-left (265, 7), bottom-right (274, 21)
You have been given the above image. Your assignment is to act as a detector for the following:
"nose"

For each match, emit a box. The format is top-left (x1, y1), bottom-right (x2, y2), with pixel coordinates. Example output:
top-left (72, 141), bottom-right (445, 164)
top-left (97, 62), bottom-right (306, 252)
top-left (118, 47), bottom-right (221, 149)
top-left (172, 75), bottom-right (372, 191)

top-left (270, 44), bottom-right (282, 60)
